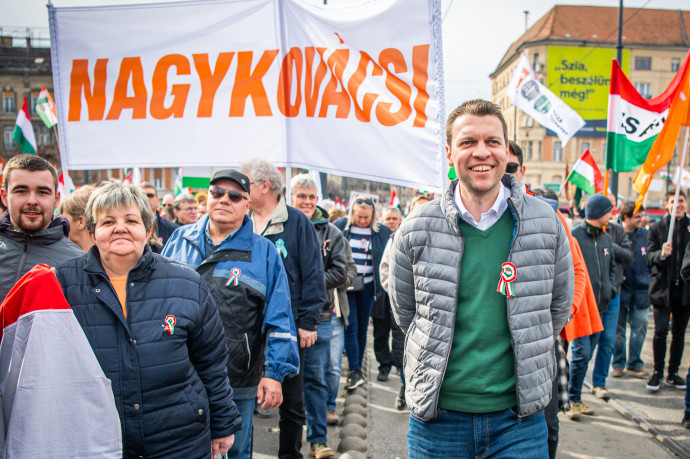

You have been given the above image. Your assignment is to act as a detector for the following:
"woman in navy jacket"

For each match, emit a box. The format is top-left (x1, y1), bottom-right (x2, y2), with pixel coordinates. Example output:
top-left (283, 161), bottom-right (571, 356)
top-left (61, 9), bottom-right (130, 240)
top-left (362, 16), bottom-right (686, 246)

top-left (334, 199), bottom-right (392, 390)
top-left (54, 180), bottom-right (241, 459)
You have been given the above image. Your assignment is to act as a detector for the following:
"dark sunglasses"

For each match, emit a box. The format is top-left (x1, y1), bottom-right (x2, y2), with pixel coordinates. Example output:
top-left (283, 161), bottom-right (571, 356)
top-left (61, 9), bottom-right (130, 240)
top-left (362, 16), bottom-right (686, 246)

top-left (506, 162), bottom-right (520, 174)
top-left (355, 198), bottom-right (374, 206)
top-left (209, 186), bottom-right (249, 203)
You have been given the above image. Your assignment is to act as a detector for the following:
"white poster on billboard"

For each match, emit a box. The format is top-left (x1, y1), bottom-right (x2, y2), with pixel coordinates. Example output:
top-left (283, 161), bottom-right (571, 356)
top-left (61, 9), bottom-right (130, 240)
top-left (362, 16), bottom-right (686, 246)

top-left (49, 0), bottom-right (445, 191)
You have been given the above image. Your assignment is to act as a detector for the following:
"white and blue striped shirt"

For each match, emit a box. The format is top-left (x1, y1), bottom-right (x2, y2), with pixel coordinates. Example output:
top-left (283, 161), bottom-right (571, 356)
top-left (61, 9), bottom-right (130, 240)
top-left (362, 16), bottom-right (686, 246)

top-left (349, 226), bottom-right (374, 284)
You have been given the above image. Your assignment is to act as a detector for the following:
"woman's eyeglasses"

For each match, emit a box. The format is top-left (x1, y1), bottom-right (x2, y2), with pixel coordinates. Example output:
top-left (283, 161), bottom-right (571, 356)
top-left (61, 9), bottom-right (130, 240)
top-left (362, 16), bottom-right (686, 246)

top-left (209, 186), bottom-right (249, 203)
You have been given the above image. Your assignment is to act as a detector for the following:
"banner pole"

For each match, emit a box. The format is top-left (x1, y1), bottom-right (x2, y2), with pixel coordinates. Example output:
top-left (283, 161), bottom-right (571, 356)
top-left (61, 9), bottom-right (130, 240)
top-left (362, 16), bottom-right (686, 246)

top-left (667, 125), bottom-right (690, 243)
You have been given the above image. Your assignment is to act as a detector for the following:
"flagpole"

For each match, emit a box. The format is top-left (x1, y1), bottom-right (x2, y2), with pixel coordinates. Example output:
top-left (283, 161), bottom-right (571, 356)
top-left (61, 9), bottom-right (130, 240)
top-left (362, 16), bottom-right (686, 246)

top-left (609, 0), bottom-right (624, 208)
top-left (667, 125), bottom-right (690, 243)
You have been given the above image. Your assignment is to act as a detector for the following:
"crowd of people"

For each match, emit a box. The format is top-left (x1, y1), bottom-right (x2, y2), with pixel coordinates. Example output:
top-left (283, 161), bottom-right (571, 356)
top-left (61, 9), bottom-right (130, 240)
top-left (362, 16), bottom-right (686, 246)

top-left (0, 98), bottom-right (689, 458)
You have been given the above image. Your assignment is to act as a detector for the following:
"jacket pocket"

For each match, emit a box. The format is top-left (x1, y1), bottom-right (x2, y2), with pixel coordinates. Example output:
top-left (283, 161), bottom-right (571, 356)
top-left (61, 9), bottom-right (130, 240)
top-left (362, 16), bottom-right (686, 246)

top-left (183, 384), bottom-right (210, 426)
top-left (226, 333), bottom-right (251, 372)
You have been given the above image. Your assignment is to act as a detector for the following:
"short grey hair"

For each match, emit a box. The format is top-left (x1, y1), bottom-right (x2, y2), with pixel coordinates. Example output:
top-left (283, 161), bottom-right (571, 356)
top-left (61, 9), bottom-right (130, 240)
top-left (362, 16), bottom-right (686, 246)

top-left (382, 206), bottom-right (401, 217)
top-left (174, 193), bottom-right (196, 209)
top-left (85, 180), bottom-right (154, 234)
top-left (240, 157), bottom-right (283, 198)
top-left (290, 174), bottom-right (317, 193)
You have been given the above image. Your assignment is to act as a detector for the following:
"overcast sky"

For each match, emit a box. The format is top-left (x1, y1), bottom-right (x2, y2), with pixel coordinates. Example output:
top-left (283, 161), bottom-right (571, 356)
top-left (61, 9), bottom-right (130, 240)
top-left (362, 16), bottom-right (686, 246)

top-left (2, 0), bottom-right (688, 110)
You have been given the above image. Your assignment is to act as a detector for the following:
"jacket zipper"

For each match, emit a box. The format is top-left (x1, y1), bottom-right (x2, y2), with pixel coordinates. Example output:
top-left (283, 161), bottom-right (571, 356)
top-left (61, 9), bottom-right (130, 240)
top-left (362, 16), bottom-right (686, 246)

top-left (14, 235), bottom-right (29, 284)
top-left (505, 200), bottom-right (522, 419)
top-left (594, 237), bottom-right (601, 306)
top-left (433, 228), bottom-right (463, 416)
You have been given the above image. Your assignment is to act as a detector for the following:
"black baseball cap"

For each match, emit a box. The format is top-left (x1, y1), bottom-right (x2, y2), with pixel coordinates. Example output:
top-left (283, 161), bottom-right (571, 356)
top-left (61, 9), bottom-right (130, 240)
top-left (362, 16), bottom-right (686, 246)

top-left (210, 169), bottom-right (250, 195)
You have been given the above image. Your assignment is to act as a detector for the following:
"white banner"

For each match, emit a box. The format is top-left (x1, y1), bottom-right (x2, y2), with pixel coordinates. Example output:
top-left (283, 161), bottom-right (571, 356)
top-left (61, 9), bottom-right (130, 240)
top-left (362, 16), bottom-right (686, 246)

top-left (507, 53), bottom-right (585, 146)
top-left (49, 0), bottom-right (445, 192)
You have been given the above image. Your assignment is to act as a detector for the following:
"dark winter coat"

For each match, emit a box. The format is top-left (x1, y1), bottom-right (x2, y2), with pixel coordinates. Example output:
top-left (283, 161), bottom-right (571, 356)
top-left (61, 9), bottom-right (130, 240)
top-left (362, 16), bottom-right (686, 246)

top-left (606, 221), bottom-right (633, 290)
top-left (647, 214), bottom-right (690, 307)
top-left (55, 246), bottom-right (241, 459)
top-left (572, 221), bottom-right (617, 313)
top-left (311, 206), bottom-right (349, 322)
top-left (254, 196), bottom-right (327, 332)
top-left (621, 227), bottom-right (651, 310)
top-left (0, 211), bottom-right (83, 302)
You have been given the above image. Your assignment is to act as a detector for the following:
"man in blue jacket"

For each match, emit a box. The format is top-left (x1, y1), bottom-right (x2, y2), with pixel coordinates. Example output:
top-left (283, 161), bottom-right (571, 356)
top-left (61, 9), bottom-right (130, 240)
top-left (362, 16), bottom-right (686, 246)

top-left (612, 201), bottom-right (651, 378)
top-left (162, 169), bottom-right (299, 459)
top-left (241, 158), bottom-right (326, 459)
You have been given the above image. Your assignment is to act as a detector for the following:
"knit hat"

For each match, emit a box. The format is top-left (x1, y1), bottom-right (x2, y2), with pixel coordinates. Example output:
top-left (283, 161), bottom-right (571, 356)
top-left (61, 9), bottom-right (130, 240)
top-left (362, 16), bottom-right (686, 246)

top-left (585, 194), bottom-right (613, 220)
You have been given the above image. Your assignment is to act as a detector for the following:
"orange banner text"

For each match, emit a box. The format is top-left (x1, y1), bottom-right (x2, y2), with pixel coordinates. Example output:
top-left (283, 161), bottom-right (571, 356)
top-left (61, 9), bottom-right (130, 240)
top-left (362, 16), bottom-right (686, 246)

top-left (67, 45), bottom-right (431, 127)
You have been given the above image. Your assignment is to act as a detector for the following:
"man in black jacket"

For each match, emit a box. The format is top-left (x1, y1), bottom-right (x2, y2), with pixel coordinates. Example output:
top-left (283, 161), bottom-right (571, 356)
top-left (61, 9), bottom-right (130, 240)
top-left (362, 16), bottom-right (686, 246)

top-left (646, 188), bottom-right (690, 391)
top-left (290, 174), bottom-right (348, 459)
top-left (0, 154), bottom-right (83, 302)
top-left (568, 194), bottom-right (617, 417)
top-left (590, 196), bottom-right (632, 400)
top-left (241, 158), bottom-right (327, 459)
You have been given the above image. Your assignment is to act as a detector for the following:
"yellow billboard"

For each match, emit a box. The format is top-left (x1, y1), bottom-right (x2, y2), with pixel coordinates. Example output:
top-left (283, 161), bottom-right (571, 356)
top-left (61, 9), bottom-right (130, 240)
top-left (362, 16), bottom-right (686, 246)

top-left (547, 46), bottom-right (630, 121)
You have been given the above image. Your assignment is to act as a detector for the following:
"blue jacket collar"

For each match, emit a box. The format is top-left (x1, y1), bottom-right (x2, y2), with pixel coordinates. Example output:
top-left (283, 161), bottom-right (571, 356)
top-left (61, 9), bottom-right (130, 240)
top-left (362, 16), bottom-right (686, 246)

top-left (183, 214), bottom-right (254, 252)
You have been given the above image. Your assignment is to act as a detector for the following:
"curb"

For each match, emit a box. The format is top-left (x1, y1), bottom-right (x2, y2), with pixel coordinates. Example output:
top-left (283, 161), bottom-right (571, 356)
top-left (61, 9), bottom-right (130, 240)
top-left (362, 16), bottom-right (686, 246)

top-left (337, 353), bottom-right (371, 457)
top-left (583, 380), bottom-right (690, 459)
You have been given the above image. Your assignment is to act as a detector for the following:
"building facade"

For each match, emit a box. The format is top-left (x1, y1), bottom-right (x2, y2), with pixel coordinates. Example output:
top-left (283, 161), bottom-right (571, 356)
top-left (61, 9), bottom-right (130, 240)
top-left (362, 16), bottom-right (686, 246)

top-left (0, 29), bottom-right (175, 190)
top-left (491, 6), bottom-right (690, 206)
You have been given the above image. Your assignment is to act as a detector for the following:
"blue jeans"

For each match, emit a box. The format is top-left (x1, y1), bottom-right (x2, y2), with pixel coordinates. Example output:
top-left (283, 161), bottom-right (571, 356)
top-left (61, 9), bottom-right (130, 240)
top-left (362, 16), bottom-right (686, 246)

top-left (326, 314), bottom-right (345, 410)
top-left (226, 397), bottom-right (255, 459)
top-left (593, 293), bottom-right (620, 387)
top-left (407, 408), bottom-right (547, 458)
top-left (569, 333), bottom-right (600, 403)
top-left (304, 319), bottom-right (333, 443)
top-left (345, 282), bottom-right (376, 372)
top-left (613, 305), bottom-right (649, 370)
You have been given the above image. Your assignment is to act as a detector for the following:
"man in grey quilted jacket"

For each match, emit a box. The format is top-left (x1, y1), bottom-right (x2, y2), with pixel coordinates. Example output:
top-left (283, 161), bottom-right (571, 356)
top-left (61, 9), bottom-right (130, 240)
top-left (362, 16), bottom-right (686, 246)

top-left (389, 99), bottom-right (574, 458)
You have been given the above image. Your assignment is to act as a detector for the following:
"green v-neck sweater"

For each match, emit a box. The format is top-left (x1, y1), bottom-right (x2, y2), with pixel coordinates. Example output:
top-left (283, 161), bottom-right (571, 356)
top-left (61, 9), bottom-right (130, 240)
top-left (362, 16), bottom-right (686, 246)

top-left (438, 209), bottom-right (517, 413)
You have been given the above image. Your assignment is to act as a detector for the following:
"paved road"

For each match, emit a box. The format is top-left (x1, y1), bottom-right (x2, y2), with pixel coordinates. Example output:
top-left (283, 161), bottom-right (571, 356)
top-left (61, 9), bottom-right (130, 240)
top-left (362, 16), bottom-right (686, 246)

top-left (251, 308), bottom-right (690, 457)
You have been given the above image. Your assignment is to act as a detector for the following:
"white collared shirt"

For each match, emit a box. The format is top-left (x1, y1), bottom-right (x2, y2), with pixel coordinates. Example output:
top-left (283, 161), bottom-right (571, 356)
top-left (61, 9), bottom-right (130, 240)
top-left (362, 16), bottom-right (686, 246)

top-left (454, 182), bottom-right (511, 231)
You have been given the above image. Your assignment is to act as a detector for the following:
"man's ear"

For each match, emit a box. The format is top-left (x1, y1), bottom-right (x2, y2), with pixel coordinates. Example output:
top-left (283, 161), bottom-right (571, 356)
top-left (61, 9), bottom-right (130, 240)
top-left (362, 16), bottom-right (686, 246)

top-left (446, 144), bottom-right (453, 167)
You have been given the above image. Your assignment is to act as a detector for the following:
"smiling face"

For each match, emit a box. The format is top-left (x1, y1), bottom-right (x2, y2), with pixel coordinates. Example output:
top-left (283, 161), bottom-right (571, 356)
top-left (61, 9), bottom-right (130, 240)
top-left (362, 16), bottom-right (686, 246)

top-left (207, 179), bottom-right (250, 231)
top-left (0, 169), bottom-right (59, 233)
top-left (446, 113), bottom-right (508, 199)
top-left (291, 185), bottom-right (318, 220)
top-left (92, 204), bottom-right (150, 259)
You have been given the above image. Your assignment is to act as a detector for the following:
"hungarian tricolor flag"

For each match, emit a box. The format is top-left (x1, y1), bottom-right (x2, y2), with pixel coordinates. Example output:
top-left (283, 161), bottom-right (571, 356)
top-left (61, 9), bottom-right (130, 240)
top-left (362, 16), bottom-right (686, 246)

top-left (565, 149), bottom-right (604, 195)
top-left (12, 97), bottom-right (37, 155)
top-left (389, 188), bottom-right (401, 210)
top-left (0, 265), bottom-right (121, 457)
top-left (58, 170), bottom-right (76, 201)
top-left (606, 51), bottom-right (690, 172)
top-left (634, 55), bottom-right (690, 211)
top-left (35, 85), bottom-right (58, 129)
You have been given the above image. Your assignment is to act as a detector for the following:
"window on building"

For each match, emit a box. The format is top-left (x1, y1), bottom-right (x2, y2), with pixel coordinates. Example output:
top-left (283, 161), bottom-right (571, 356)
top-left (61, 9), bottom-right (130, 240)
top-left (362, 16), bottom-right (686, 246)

top-left (527, 141), bottom-right (534, 161)
top-left (38, 125), bottom-right (52, 146)
top-left (672, 58), bottom-right (681, 72)
top-left (537, 141), bottom-right (542, 160)
top-left (602, 142), bottom-right (607, 164)
top-left (31, 91), bottom-right (40, 114)
top-left (533, 53), bottom-right (540, 72)
top-left (528, 117), bottom-right (535, 128)
top-left (553, 141), bottom-right (563, 162)
top-left (520, 141), bottom-right (527, 154)
top-left (634, 82), bottom-right (652, 98)
top-left (4, 127), bottom-right (16, 150)
top-left (521, 114), bottom-right (528, 128)
top-left (580, 142), bottom-right (590, 154)
top-left (552, 175), bottom-right (562, 183)
top-left (3, 91), bottom-right (15, 114)
top-left (635, 57), bottom-right (651, 70)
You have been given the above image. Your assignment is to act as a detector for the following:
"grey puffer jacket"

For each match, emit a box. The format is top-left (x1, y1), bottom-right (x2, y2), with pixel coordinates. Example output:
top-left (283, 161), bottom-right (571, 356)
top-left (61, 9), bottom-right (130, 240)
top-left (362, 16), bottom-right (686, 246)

top-left (389, 175), bottom-right (573, 421)
top-left (0, 211), bottom-right (83, 302)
